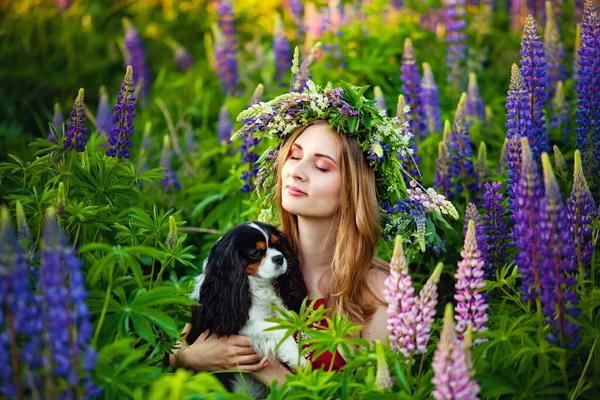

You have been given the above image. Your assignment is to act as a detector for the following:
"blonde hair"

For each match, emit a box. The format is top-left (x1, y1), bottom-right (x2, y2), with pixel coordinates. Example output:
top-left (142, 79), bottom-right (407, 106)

top-left (275, 120), bottom-right (388, 323)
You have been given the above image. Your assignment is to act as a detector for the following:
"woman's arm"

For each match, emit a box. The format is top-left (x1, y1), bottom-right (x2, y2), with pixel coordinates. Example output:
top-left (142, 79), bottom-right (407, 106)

top-left (252, 361), bottom-right (293, 387)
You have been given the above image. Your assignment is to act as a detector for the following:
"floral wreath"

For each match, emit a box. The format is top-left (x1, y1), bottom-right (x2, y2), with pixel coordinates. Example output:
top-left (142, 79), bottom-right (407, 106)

top-left (231, 79), bottom-right (457, 255)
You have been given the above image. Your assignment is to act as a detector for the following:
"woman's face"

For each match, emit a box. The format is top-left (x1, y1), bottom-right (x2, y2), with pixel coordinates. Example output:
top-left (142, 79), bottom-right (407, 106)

top-left (281, 123), bottom-right (342, 218)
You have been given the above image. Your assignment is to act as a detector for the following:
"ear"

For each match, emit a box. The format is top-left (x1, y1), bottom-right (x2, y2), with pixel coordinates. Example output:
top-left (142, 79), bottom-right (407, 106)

top-left (188, 238), bottom-right (252, 342)
top-left (275, 234), bottom-right (308, 313)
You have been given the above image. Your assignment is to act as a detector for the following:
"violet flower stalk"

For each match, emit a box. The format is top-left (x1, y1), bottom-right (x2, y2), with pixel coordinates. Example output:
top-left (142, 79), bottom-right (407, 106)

top-left (455, 219), bottom-right (488, 342)
top-left (575, 0), bottom-right (600, 200)
top-left (481, 182), bottom-right (510, 276)
top-left (96, 86), bottom-right (113, 137)
top-left (543, 2), bottom-right (567, 102)
top-left (215, 0), bottom-right (239, 96)
top-left (539, 154), bottom-right (580, 347)
top-left (159, 135), bottom-right (181, 192)
top-left (64, 88), bottom-right (88, 152)
top-left (274, 15), bottom-right (291, 85)
top-left (510, 0), bottom-right (528, 31)
top-left (239, 84), bottom-right (263, 193)
top-left (432, 304), bottom-right (480, 400)
top-left (513, 137), bottom-right (544, 302)
top-left (421, 62), bottom-right (442, 132)
top-left (401, 39), bottom-right (428, 141)
top-left (444, 0), bottom-right (467, 91)
top-left (447, 93), bottom-right (479, 200)
top-left (47, 102), bottom-right (63, 142)
top-left (396, 95), bottom-right (421, 182)
top-left (568, 150), bottom-right (596, 278)
top-left (218, 104), bottom-right (233, 146)
top-left (466, 73), bottom-right (485, 120)
top-left (520, 14), bottom-right (550, 160)
top-left (289, 0), bottom-right (305, 41)
top-left (123, 19), bottom-right (151, 106)
top-left (107, 66), bottom-right (136, 159)
top-left (384, 236), bottom-right (417, 359)
top-left (165, 39), bottom-right (193, 72)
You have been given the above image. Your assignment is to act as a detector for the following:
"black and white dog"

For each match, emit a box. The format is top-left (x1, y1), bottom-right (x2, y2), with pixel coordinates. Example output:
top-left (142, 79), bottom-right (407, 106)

top-left (187, 221), bottom-right (308, 395)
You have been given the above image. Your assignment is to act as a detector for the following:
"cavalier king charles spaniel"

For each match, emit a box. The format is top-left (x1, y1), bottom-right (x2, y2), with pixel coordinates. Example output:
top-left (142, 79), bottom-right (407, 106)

top-left (187, 221), bottom-right (308, 396)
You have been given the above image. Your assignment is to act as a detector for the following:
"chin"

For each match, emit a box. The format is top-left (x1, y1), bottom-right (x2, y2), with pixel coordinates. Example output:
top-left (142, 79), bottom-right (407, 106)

top-left (187, 221), bottom-right (308, 397)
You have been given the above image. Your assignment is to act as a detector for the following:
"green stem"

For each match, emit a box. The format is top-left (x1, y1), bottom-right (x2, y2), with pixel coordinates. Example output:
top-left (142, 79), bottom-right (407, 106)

top-left (153, 256), bottom-right (171, 290)
top-left (92, 227), bottom-right (101, 243)
top-left (149, 239), bottom-right (158, 288)
top-left (417, 353), bottom-right (425, 379)
top-left (93, 273), bottom-right (113, 346)
top-left (66, 152), bottom-right (75, 194)
top-left (73, 224), bottom-right (81, 248)
top-left (535, 297), bottom-right (544, 340)
top-left (570, 337), bottom-right (597, 400)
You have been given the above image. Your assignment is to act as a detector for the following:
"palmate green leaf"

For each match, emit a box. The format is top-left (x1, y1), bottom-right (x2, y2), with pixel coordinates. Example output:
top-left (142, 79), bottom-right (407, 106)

top-left (145, 369), bottom-right (236, 400)
top-left (129, 286), bottom-right (197, 308)
top-left (128, 205), bottom-right (180, 243)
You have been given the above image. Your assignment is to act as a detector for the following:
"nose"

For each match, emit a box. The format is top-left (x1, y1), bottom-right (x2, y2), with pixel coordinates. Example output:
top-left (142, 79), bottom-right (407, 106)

top-left (290, 160), bottom-right (307, 181)
top-left (272, 255), bottom-right (284, 265)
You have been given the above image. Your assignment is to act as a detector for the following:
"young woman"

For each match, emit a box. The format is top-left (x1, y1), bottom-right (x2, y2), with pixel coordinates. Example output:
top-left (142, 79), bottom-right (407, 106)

top-left (170, 81), bottom-right (431, 386)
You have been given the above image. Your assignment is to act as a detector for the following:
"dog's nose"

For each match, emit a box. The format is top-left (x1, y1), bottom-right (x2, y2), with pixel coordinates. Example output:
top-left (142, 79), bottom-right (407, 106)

top-left (272, 255), bottom-right (284, 265)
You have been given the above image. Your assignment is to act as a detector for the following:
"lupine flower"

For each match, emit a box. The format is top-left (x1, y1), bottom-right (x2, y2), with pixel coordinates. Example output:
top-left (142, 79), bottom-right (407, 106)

top-left (96, 86), bottom-right (113, 137)
top-left (543, 2), bottom-right (567, 102)
top-left (291, 42), bottom-right (321, 92)
top-left (513, 137), bottom-right (544, 302)
top-left (374, 86), bottom-right (387, 113)
top-left (218, 104), bottom-right (233, 146)
top-left (64, 88), bottom-right (88, 152)
top-left (408, 180), bottom-right (459, 219)
top-left (447, 93), bottom-right (479, 200)
top-left (414, 262), bottom-right (443, 353)
top-left (397, 95), bottom-right (421, 181)
top-left (401, 38), bottom-right (428, 140)
top-left (159, 135), bottom-right (181, 192)
top-left (572, 24), bottom-right (581, 81)
top-left (164, 39), bottom-right (193, 72)
top-left (434, 120), bottom-right (452, 196)
top-left (444, 0), bottom-right (467, 91)
top-left (466, 73), bottom-right (485, 120)
top-left (39, 208), bottom-right (98, 396)
top-left (432, 304), bottom-right (480, 400)
top-left (539, 154), bottom-right (580, 347)
top-left (238, 85), bottom-right (264, 193)
top-left (475, 142), bottom-right (488, 188)
top-left (385, 236), bottom-right (418, 359)
top-left (455, 219), bottom-right (488, 342)
top-left (510, 0), bottom-right (528, 31)
top-left (550, 81), bottom-right (569, 141)
top-left (553, 145), bottom-right (567, 171)
top-left (481, 182), bottom-right (510, 277)
top-left (107, 66), bottom-right (136, 159)
top-left (575, 0), bottom-right (584, 23)
top-left (421, 62), bottom-right (442, 132)
top-left (575, 0), bottom-right (600, 200)
top-left (288, 0), bottom-right (305, 41)
top-left (368, 142), bottom-right (389, 163)
top-left (274, 15), bottom-right (291, 85)
top-left (505, 64), bottom-right (531, 212)
top-left (56, 0), bottom-right (70, 12)
top-left (214, 0), bottom-right (239, 96)
top-left (520, 14), bottom-right (550, 159)
top-left (47, 102), bottom-right (63, 142)
top-left (374, 341), bottom-right (392, 390)
top-left (464, 203), bottom-right (484, 244)
top-left (568, 150), bottom-right (596, 278)
top-left (123, 19), bottom-right (151, 105)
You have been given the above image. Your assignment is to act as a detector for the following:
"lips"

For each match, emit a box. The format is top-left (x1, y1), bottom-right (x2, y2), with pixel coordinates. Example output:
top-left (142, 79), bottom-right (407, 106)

top-left (286, 185), bottom-right (307, 196)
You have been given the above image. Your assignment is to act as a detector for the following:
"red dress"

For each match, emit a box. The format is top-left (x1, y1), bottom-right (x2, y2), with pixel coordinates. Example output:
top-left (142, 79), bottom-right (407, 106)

top-left (296, 298), bottom-right (347, 371)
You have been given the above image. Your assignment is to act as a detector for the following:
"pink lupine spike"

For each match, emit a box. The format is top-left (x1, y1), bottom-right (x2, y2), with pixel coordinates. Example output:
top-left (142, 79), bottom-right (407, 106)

top-left (415, 262), bottom-right (443, 354)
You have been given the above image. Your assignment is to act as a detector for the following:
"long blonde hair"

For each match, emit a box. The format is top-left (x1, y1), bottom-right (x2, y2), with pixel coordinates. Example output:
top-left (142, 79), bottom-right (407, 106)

top-left (275, 121), bottom-right (388, 323)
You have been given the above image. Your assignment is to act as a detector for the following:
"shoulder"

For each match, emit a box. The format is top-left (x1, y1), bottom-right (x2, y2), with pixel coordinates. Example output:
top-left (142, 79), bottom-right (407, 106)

top-left (364, 258), bottom-right (389, 298)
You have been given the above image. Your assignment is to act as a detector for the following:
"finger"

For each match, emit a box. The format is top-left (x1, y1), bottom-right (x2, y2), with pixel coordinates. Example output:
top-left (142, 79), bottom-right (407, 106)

top-left (234, 346), bottom-right (259, 356)
top-left (237, 361), bottom-right (268, 372)
top-left (228, 335), bottom-right (253, 347)
top-left (233, 354), bottom-right (263, 366)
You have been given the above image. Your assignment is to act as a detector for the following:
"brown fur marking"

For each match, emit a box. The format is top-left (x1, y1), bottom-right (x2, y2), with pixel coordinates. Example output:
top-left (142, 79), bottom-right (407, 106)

top-left (245, 262), bottom-right (260, 276)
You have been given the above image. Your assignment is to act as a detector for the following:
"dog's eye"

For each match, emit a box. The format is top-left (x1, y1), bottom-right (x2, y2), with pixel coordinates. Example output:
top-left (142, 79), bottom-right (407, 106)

top-left (249, 249), bottom-right (265, 259)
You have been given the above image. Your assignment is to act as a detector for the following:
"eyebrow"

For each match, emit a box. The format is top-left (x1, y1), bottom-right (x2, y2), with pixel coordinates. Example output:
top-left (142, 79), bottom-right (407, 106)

top-left (292, 143), bottom-right (337, 164)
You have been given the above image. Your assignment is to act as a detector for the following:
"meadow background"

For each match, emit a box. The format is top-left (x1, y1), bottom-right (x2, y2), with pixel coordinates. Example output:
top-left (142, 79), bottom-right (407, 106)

top-left (0, 0), bottom-right (599, 399)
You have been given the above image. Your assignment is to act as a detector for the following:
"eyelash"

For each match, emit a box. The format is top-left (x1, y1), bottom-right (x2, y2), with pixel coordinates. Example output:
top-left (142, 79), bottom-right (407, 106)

top-left (289, 156), bottom-right (329, 172)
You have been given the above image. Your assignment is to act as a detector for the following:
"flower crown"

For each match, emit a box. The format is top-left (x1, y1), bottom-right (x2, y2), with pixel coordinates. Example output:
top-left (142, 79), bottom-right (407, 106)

top-left (231, 80), bottom-right (457, 254)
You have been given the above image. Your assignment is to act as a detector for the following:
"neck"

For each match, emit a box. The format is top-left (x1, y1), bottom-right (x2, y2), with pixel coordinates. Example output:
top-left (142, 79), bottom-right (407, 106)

top-left (296, 215), bottom-right (336, 273)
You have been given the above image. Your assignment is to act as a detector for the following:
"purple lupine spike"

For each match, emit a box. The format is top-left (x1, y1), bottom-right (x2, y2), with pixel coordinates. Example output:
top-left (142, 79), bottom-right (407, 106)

top-left (218, 104), bottom-right (233, 146)
top-left (107, 66), bottom-right (136, 159)
top-left (568, 150), bottom-right (596, 278)
top-left (374, 86), bottom-right (388, 113)
top-left (274, 15), bottom-right (291, 85)
top-left (455, 219), bottom-right (488, 342)
top-left (466, 73), bottom-right (485, 120)
top-left (539, 154), bottom-right (580, 347)
top-left (432, 304), bottom-right (480, 400)
top-left (575, 0), bottom-right (600, 201)
top-left (289, 0), bottom-right (305, 41)
top-left (513, 137), bottom-right (544, 302)
top-left (434, 120), bottom-right (452, 196)
top-left (550, 81), bottom-right (569, 141)
top-left (166, 39), bottom-right (193, 72)
top-left (96, 86), bottom-right (113, 137)
top-left (384, 236), bottom-right (418, 359)
top-left (159, 135), bottom-right (181, 192)
top-left (421, 62), bottom-right (442, 132)
top-left (401, 38), bottom-right (428, 140)
top-left (506, 64), bottom-right (532, 214)
top-left (447, 93), bottom-right (479, 200)
top-left (123, 19), bottom-right (151, 106)
top-left (47, 102), bottom-right (63, 143)
top-left (397, 95), bottom-right (421, 182)
top-left (543, 2), bottom-right (567, 102)
top-left (414, 262), bottom-right (443, 354)
top-left (214, 0), bottom-right (239, 96)
top-left (39, 208), bottom-right (98, 395)
top-left (575, 0), bottom-right (584, 21)
top-left (510, 0), bottom-right (528, 31)
top-left (444, 0), bottom-right (467, 91)
top-left (481, 182), bottom-right (510, 277)
top-left (520, 14), bottom-right (550, 160)
top-left (239, 85), bottom-right (263, 193)
top-left (464, 202), bottom-right (485, 247)
top-left (56, 0), bottom-right (70, 12)
top-left (64, 88), bottom-right (88, 152)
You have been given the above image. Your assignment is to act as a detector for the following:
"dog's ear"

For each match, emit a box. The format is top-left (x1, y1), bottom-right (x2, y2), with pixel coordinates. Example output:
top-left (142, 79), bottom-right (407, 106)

top-left (275, 234), bottom-right (308, 313)
top-left (188, 239), bottom-right (252, 342)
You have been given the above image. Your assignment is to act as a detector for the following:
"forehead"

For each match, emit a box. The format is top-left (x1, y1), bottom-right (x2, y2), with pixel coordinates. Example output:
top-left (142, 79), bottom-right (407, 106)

top-left (293, 124), bottom-right (340, 155)
top-left (236, 223), bottom-right (281, 250)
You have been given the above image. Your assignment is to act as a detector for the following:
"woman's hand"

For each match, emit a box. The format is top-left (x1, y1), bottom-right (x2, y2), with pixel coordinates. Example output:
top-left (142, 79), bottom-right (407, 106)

top-left (172, 326), bottom-right (267, 373)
